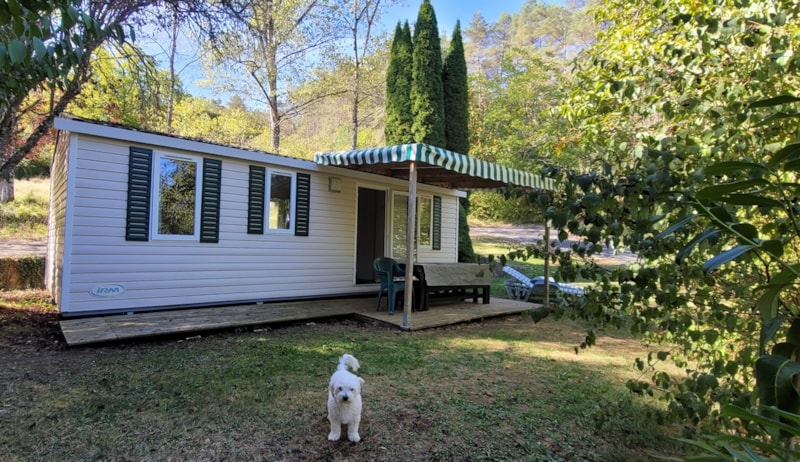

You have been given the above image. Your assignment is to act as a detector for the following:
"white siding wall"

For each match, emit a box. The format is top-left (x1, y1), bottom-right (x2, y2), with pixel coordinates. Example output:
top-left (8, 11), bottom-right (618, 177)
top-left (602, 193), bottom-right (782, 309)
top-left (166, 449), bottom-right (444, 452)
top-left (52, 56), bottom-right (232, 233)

top-left (417, 194), bottom-right (459, 263)
top-left (59, 133), bottom-right (462, 315)
top-left (45, 132), bottom-right (71, 304)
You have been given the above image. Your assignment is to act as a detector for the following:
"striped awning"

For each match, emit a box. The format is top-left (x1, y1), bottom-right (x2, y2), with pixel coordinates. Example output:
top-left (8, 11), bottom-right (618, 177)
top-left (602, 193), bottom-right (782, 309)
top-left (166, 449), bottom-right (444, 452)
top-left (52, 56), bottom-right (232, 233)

top-left (314, 143), bottom-right (556, 190)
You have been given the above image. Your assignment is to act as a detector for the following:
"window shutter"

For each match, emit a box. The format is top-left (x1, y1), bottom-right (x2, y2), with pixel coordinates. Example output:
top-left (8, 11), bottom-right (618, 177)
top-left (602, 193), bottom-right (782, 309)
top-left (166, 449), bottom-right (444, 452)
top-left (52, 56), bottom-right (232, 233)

top-left (200, 159), bottom-right (222, 243)
top-left (126, 147), bottom-right (152, 241)
top-left (248, 166), bottom-right (265, 234)
top-left (295, 173), bottom-right (311, 237)
top-left (432, 195), bottom-right (442, 250)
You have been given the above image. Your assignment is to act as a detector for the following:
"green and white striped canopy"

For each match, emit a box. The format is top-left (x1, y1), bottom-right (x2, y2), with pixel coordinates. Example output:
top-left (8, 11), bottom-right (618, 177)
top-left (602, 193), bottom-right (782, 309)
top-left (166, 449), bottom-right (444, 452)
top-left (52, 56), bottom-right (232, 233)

top-left (314, 143), bottom-right (556, 190)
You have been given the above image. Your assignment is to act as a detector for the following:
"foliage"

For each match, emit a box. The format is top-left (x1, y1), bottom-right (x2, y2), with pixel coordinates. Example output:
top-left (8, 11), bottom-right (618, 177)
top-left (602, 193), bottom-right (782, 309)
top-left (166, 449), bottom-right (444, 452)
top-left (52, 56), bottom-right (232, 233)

top-left (468, 190), bottom-right (547, 223)
top-left (70, 45), bottom-right (177, 130)
top-left (330, 0), bottom-right (386, 149)
top-left (0, 256), bottom-right (45, 290)
top-left (0, 0), bottom-right (148, 202)
top-left (384, 21), bottom-right (413, 145)
top-left (457, 198), bottom-right (475, 263)
top-left (410, 0), bottom-right (445, 147)
top-left (443, 21), bottom-right (469, 154)
top-left (201, 0), bottom-right (340, 152)
top-left (550, 0), bottom-right (800, 452)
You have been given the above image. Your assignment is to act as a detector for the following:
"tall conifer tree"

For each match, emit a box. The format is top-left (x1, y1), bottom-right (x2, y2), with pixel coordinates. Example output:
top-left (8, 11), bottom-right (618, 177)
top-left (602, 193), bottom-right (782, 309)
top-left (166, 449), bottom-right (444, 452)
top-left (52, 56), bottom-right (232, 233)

top-left (411, 0), bottom-right (445, 147)
top-left (385, 21), bottom-right (414, 145)
top-left (442, 20), bottom-right (469, 154)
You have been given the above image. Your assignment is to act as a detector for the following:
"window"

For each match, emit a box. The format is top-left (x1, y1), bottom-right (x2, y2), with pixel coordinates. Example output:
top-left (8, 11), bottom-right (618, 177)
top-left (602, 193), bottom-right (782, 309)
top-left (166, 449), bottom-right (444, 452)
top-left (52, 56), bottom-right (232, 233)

top-left (418, 196), bottom-right (432, 246)
top-left (391, 193), bottom-right (435, 260)
top-left (126, 148), bottom-right (221, 243)
top-left (153, 154), bottom-right (202, 240)
top-left (268, 172), bottom-right (293, 230)
top-left (247, 167), bottom-right (307, 235)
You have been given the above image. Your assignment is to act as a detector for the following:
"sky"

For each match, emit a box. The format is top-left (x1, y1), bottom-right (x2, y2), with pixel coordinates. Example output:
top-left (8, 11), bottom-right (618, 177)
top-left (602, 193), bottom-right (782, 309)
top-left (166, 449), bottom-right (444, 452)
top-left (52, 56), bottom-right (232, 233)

top-left (380, 0), bottom-right (525, 34)
top-left (150, 1), bottom-right (531, 103)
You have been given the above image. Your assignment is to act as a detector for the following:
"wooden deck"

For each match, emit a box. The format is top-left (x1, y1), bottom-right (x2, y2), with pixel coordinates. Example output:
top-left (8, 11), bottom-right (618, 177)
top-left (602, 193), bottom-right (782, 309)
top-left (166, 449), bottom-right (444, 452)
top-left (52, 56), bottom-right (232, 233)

top-left (59, 296), bottom-right (537, 346)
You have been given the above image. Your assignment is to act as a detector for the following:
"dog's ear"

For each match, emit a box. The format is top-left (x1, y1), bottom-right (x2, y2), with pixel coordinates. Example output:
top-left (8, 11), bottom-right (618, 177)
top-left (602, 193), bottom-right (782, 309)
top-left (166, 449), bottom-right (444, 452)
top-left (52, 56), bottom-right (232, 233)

top-left (329, 381), bottom-right (335, 395)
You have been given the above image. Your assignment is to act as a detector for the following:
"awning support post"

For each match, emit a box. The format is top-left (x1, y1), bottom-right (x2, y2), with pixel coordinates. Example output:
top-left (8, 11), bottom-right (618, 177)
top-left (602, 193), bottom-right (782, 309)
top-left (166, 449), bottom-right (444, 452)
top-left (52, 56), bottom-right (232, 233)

top-left (402, 161), bottom-right (417, 329)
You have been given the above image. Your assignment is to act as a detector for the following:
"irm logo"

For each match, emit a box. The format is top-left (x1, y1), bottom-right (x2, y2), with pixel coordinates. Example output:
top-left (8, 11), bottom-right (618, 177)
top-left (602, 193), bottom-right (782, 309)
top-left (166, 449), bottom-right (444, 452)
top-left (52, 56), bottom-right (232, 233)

top-left (90, 284), bottom-right (126, 297)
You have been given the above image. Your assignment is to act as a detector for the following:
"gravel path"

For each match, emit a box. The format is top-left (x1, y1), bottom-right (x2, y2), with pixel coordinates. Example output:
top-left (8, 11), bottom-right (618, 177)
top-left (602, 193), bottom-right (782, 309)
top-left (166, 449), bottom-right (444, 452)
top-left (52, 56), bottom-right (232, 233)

top-left (469, 224), bottom-right (639, 265)
top-left (0, 238), bottom-right (47, 258)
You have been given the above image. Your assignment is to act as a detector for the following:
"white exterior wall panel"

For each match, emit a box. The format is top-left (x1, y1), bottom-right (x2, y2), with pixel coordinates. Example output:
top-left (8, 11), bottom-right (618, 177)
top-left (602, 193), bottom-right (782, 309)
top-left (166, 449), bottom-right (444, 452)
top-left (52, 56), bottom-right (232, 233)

top-left (53, 119), bottom-right (463, 316)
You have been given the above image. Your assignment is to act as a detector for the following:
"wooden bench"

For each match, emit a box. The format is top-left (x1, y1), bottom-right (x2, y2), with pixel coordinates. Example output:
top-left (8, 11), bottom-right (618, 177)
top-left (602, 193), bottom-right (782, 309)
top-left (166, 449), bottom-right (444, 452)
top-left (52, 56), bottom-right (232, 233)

top-left (418, 263), bottom-right (493, 310)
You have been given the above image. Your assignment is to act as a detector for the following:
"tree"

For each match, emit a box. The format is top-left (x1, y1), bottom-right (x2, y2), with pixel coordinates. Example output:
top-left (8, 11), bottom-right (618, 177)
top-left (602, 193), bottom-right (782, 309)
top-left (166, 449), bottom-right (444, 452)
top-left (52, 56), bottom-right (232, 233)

top-left (204, 0), bottom-right (339, 153)
top-left (331, 0), bottom-right (387, 149)
top-left (70, 45), bottom-right (175, 129)
top-left (548, 0), bottom-right (800, 446)
top-left (410, 0), bottom-right (444, 147)
top-left (384, 21), bottom-right (411, 145)
top-left (0, 0), bottom-right (146, 202)
top-left (442, 20), bottom-right (468, 154)
top-left (384, 21), bottom-right (413, 145)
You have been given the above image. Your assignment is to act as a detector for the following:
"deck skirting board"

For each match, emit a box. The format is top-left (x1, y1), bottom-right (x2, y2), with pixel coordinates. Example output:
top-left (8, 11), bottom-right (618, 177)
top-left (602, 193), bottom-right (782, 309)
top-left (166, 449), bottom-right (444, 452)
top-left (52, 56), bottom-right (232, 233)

top-left (60, 297), bottom-right (536, 346)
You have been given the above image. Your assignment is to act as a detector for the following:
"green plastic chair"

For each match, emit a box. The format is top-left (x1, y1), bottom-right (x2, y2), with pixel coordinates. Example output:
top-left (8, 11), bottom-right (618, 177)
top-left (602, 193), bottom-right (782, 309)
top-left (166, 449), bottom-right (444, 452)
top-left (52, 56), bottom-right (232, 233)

top-left (373, 257), bottom-right (407, 314)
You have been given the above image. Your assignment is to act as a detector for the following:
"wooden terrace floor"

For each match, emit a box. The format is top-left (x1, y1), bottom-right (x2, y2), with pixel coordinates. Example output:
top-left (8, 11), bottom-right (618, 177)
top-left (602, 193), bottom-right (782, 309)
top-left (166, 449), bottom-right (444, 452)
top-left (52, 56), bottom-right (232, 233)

top-left (59, 296), bottom-right (537, 346)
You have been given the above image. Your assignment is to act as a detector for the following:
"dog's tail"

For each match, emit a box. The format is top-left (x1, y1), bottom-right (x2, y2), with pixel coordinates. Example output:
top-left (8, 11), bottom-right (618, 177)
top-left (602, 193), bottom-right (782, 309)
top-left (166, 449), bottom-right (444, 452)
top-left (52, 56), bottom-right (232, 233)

top-left (337, 354), bottom-right (360, 372)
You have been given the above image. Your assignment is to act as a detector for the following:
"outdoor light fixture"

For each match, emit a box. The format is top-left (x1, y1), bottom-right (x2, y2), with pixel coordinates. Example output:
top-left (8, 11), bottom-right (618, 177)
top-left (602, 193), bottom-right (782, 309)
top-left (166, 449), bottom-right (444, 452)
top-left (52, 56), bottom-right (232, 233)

top-left (328, 176), bottom-right (342, 193)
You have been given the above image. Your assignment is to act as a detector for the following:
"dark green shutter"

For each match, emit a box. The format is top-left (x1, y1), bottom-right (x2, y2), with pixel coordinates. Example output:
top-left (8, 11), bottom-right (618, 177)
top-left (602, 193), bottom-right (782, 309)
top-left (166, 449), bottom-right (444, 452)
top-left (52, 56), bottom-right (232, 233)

top-left (126, 147), bottom-right (152, 241)
top-left (200, 159), bottom-right (222, 243)
top-left (248, 166), bottom-right (265, 234)
top-left (295, 173), bottom-right (310, 237)
top-left (432, 195), bottom-right (441, 250)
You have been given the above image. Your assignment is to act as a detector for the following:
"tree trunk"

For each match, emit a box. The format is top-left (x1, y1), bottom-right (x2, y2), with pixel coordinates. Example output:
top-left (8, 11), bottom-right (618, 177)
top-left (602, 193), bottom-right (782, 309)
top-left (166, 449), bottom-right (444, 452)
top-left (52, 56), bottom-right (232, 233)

top-left (0, 170), bottom-right (15, 203)
top-left (351, 69), bottom-right (360, 149)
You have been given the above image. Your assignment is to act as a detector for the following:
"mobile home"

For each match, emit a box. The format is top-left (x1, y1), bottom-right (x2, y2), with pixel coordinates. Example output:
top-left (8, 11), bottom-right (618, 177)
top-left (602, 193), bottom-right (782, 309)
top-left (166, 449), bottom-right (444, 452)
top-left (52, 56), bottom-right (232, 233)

top-left (48, 117), bottom-right (465, 317)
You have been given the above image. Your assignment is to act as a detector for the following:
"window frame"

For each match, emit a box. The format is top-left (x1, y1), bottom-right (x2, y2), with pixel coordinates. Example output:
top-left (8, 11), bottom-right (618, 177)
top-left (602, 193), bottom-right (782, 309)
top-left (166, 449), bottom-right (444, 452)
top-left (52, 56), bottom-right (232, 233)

top-left (265, 168), bottom-right (297, 234)
top-left (390, 191), bottom-right (434, 260)
top-left (150, 151), bottom-right (204, 241)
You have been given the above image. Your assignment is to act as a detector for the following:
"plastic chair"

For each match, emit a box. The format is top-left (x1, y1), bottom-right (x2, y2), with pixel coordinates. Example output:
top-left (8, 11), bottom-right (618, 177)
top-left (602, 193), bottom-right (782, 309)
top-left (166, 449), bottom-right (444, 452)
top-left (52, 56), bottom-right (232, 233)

top-left (373, 257), bottom-right (408, 314)
top-left (502, 266), bottom-right (584, 302)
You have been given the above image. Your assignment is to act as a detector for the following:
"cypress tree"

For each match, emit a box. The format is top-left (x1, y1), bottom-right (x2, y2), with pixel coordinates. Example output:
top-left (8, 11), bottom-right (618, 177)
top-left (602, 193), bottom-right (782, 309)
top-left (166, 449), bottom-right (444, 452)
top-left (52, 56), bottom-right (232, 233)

top-left (411, 0), bottom-right (445, 147)
top-left (385, 21), bottom-right (414, 145)
top-left (442, 20), bottom-right (469, 154)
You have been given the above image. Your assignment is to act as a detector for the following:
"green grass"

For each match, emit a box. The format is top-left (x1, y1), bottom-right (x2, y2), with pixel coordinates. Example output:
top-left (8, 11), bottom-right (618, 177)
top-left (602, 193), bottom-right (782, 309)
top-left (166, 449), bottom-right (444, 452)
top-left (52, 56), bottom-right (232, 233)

top-left (0, 290), bottom-right (684, 461)
top-left (0, 178), bottom-right (49, 239)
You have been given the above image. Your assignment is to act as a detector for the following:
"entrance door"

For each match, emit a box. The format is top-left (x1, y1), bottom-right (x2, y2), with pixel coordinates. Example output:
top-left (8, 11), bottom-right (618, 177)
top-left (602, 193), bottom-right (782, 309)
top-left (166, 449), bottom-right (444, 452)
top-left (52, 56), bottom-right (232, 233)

top-left (355, 187), bottom-right (386, 284)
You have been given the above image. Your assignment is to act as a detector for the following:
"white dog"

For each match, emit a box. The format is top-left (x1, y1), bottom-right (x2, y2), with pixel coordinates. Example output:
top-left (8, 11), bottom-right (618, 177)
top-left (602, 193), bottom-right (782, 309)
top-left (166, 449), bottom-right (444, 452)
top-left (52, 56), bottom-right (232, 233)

top-left (327, 354), bottom-right (364, 442)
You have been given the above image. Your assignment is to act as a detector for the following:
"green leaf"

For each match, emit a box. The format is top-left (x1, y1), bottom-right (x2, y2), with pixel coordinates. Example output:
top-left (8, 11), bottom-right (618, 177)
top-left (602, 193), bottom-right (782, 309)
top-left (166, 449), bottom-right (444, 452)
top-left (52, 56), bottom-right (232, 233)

top-left (754, 111), bottom-right (800, 128)
top-left (703, 245), bottom-right (754, 272)
top-left (0, 2), bottom-right (10, 26)
top-left (654, 214), bottom-right (697, 241)
top-left (703, 161), bottom-right (768, 176)
top-left (767, 142), bottom-right (800, 170)
top-left (749, 95), bottom-right (800, 108)
top-left (760, 239), bottom-right (784, 258)
top-left (32, 37), bottom-right (46, 60)
top-left (676, 229), bottom-right (720, 264)
top-left (8, 39), bottom-right (27, 64)
top-left (723, 194), bottom-right (784, 208)
top-left (755, 355), bottom-right (800, 414)
top-left (772, 342), bottom-right (796, 359)
top-left (695, 179), bottom-right (770, 201)
top-left (730, 223), bottom-right (758, 240)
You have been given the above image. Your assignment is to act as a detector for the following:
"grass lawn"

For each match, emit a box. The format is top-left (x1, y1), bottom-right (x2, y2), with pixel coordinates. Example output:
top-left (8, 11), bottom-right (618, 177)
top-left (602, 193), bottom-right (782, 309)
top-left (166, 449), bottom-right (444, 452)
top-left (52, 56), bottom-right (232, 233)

top-left (0, 290), bottom-right (684, 461)
top-left (0, 178), bottom-right (49, 239)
